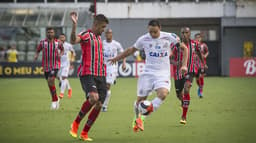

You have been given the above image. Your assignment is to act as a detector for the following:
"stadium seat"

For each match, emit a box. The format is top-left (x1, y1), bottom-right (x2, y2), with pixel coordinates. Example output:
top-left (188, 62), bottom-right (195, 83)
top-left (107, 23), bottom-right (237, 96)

top-left (18, 51), bottom-right (26, 61)
top-left (17, 41), bottom-right (27, 51)
top-left (27, 51), bottom-right (35, 61)
top-left (28, 41), bottom-right (36, 51)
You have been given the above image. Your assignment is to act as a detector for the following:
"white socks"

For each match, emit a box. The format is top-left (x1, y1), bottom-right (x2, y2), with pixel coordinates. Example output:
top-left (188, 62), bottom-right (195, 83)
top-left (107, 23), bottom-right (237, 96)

top-left (103, 90), bottom-right (111, 108)
top-left (66, 79), bottom-right (71, 90)
top-left (151, 97), bottom-right (163, 112)
top-left (60, 79), bottom-right (66, 94)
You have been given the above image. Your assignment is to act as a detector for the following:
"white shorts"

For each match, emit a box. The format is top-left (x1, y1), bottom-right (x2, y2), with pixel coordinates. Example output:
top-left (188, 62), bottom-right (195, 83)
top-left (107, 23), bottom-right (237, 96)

top-left (137, 74), bottom-right (170, 97)
top-left (58, 66), bottom-right (70, 77)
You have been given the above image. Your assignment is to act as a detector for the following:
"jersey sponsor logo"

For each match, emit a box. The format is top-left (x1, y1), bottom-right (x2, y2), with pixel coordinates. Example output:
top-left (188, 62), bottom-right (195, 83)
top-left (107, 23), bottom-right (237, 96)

top-left (149, 51), bottom-right (168, 57)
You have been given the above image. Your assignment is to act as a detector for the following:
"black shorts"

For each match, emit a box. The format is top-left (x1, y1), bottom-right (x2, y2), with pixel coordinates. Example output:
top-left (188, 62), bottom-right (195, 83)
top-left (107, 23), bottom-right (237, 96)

top-left (174, 78), bottom-right (186, 94)
top-left (44, 69), bottom-right (58, 80)
top-left (195, 68), bottom-right (205, 77)
top-left (80, 75), bottom-right (107, 104)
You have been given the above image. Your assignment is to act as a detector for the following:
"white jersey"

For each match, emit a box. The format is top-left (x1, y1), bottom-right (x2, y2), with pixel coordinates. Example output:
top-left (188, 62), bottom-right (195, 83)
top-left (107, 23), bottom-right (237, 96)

top-left (103, 40), bottom-right (124, 73)
top-left (60, 42), bottom-right (75, 67)
top-left (134, 31), bottom-right (179, 76)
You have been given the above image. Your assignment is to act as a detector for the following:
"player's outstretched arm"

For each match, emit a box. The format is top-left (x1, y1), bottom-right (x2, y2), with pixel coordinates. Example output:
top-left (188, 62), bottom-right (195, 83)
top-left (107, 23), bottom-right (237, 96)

top-left (109, 47), bottom-right (137, 64)
top-left (70, 12), bottom-right (81, 44)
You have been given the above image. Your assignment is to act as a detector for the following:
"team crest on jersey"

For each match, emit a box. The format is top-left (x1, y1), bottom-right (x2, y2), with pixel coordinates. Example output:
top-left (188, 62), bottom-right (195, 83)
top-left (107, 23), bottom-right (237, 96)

top-left (155, 45), bottom-right (161, 49)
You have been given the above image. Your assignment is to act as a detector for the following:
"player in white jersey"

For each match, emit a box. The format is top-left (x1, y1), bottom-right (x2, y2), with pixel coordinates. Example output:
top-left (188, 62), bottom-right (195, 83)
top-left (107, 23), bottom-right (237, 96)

top-left (102, 28), bottom-right (126, 112)
top-left (109, 20), bottom-right (188, 132)
top-left (58, 33), bottom-right (76, 99)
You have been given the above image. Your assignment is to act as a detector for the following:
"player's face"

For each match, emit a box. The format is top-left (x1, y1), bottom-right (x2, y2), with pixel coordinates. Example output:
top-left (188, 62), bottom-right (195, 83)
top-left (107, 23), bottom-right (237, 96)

top-left (181, 28), bottom-right (190, 42)
top-left (148, 25), bottom-right (160, 39)
top-left (195, 35), bottom-right (202, 42)
top-left (47, 29), bottom-right (55, 40)
top-left (95, 22), bottom-right (108, 36)
top-left (59, 35), bottom-right (66, 43)
top-left (105, 31), bottom-right (112, 41)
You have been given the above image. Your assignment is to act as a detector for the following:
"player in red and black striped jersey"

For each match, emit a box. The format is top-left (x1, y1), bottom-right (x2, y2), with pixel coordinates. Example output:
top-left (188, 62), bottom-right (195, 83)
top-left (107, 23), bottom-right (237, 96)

top-left (34, 27), bottom-right (64, 110)
top-left (179, 27), bottom-right (204, 124)
top-left (68, 12), bottom-right (109, 141)
top-left (194, 33), bottom-right (209, 98)
top-left (170, 44), bottom-right (187, 104)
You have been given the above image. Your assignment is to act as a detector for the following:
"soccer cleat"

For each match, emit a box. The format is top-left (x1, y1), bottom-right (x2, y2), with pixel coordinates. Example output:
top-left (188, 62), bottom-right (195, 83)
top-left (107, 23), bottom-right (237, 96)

top-left (80, 131), bottom-right (93, 141)
top-left (180, 117), bottom-right (187, 125)
top-left (51, 99), bottom-right (59, 110)
top-left (102, 107), bottom-right (107, 112)
top-left (197, 87), bottom-right (201, 97)
top-left (135, 116), bottom-right (144, 131)
top-left (59, 93), bottom-right (64, 99)
top-left (132, 116), bottom-right (139, 132)
top-left (68, 88), bottom-right (72, 98)
top-left (198, 87), bottom-right (203, 98)
top-left (69, 121), bottom-right (79, 138)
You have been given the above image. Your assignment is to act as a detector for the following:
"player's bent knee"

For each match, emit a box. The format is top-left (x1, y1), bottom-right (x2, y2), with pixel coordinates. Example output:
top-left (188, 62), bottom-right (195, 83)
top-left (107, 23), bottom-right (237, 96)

top-left (88, 92), bottom-right (99, 104)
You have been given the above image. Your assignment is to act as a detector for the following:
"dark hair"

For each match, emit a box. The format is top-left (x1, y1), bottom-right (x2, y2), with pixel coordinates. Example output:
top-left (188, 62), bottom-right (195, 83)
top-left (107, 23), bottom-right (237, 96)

top-left (94, 14), bottom-right (109, 24)
top-left (194, 33), bottom-right (201, 37)
top-left (59, 33), bottom-right (66, 36)
top-left (46, 27), bottom-right (54, 31)
top-left (148, 20), bottom-right (161, 28)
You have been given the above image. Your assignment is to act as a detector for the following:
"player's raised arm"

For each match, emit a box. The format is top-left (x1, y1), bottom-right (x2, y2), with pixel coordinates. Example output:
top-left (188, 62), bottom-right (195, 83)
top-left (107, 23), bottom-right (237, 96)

top-left (70, 12), bottom-right (81, 44)
top-left (109, 47), bottom-right (137, 64)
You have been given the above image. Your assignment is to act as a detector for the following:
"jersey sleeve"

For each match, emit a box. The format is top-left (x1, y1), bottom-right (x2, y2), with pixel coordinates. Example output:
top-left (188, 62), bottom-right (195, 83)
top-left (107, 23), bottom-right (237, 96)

top-left (78, 31), bottom-right (90, 41)
top-left (133, 35), bottom-right (144, 50)
top-left (169, 33), bottom-right (180, 47)
top-left (36, 40), bottom-right (43, 52)
top-left (116, 41), bottom-right (124, 53)
top-left (203, 43), bottom-right (209, 54)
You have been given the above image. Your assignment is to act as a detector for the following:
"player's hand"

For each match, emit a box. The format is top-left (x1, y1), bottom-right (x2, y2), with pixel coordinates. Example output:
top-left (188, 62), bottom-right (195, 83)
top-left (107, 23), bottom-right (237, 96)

top-left (180, 66), bottom-right (188, 75)
top-left (108, 58), bottom-right (118, 65)
top-left (34, 55), bottom-right (38, 61)
top-left (122, 63), bottom-right (126, 71)
top-left (70, 11), bottom-right (78, 24)
top-left (204, 64), bottom-right (208, 69)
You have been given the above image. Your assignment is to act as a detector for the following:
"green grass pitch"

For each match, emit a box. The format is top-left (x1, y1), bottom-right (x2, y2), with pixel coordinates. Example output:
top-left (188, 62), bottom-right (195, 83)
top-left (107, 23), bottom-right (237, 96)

top-left (0, 77), bottom-right (255, 143)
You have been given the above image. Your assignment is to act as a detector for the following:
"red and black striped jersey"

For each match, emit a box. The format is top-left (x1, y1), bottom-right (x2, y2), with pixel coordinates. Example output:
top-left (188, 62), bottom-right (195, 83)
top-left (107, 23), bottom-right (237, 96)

top-left (194, 42), bottom-right (208, 69)
top-left (37, 39), bottom-right (63, 72)
top-left (186, 39), bottom-right (200, 74)
top-left (77, 29), bottom-right (106, 77)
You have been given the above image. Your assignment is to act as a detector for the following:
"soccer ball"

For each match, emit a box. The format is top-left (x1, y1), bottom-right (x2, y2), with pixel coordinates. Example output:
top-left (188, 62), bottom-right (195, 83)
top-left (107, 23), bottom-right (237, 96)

top-left (138, 100), bottom-right (153, 116)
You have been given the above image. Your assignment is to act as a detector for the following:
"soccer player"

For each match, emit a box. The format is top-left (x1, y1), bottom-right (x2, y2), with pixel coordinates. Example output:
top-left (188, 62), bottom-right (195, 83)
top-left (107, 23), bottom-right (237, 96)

top-left (109, 20), bottom-right (188, 132)
top-left (194, 33), bottom-right (209, 98)
top-left (179, 27), bottom-right (204, 124)
top-left (68, 12), bottom-right (109, 141)
top-left (58, 33), bottom-right (76, 99)
top-left (102, 28), bottom-right (126, 112)
top-left (34, 27), bottom-right (64, 110)
top-left (170, 44), bottom-right (186, 105)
